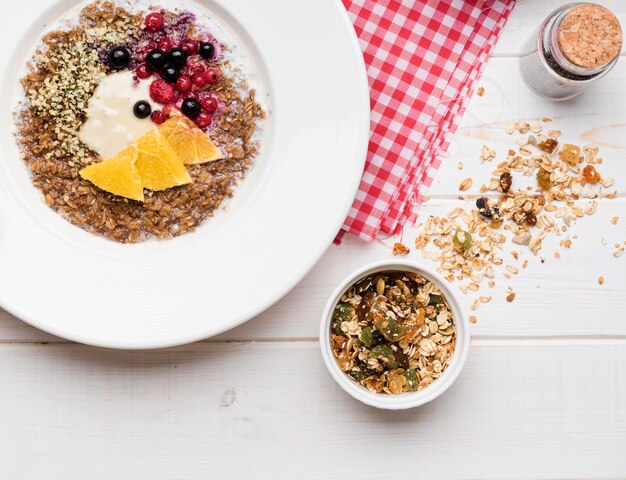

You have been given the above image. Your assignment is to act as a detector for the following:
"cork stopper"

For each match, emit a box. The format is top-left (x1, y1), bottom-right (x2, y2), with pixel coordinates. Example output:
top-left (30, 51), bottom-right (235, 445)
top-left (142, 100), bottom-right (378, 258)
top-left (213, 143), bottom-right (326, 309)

top-left (557, 3), bottom-right (623, 68)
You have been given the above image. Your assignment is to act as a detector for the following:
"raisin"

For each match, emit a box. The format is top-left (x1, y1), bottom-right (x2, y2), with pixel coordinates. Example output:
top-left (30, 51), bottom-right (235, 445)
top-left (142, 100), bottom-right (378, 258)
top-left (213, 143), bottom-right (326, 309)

top-left (525, 211), bottom-right (537, 226)
top-left (499, 172), bottom-right (512, 193)
top-left (537, 138), bottom-right (558, 154)
top-left (476, 197), bottom-right (501, 220)
top-left (537, 168), bottom-right (553, 190)
top-left (559, 143), bottom-right (581, 165)
top-left (582, 165), bottom-right (601, 184)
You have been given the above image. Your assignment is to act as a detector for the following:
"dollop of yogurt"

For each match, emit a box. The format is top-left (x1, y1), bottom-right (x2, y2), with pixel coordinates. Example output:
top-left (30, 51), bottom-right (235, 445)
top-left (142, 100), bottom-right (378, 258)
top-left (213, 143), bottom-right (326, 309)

top-left (78, 71), bottom-right (156, 158)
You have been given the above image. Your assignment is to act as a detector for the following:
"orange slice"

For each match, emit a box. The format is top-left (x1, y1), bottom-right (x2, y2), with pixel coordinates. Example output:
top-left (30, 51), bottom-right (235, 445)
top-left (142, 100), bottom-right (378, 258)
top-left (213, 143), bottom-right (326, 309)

top-left (79, 145), bottom-right (144, 202)
top-left (160, 114), bottom-right (223, 165)
top-left (135, 129), bottom-right (192, 191)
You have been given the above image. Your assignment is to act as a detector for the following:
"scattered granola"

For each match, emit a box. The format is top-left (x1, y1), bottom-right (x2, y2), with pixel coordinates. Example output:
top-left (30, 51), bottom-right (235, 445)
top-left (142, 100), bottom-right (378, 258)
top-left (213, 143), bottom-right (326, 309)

top-left (611, 216), bottom-right (619, 225)
top-left (392, 242), bottom-right (410, 256)
top-left (459, 177), bottom-right (473, 191)
top-left (598, 276), bottom-right (604, 285)
top-left (477, 86), bottom-right (485, 97)
top-left (413, 119), bottom-right (617, 300)
top-left (330, 271), bottom-right (456, 395)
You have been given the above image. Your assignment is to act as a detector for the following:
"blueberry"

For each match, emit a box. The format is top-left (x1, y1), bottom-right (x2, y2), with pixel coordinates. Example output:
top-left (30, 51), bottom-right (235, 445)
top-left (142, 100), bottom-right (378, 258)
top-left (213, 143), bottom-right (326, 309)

top-left (146, 49), bottom-right (166, 71)
top-left (133, 100), bottom-right (152, 119)
top-left (167, 48), bottom-right (188, 68)
top-left (161, 64), bottom-right (180, 84)
top-left (108, 47), bottom-right (130, 69)
top-left (198, 42), bottom-right (215, 60)
top-left (181, 98), bottom-right (201, 119)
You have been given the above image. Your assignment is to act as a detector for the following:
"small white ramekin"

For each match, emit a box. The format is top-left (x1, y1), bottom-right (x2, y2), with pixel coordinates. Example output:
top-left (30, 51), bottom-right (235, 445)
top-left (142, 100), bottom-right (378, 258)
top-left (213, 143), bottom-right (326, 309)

top-left (319, 259), bottom-right (470, 410)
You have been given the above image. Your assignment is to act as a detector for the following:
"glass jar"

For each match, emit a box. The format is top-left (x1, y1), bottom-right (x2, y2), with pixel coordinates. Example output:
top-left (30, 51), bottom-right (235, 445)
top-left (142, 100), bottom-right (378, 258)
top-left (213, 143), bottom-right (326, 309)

top-left (519, 3), bottom-right (622, 101)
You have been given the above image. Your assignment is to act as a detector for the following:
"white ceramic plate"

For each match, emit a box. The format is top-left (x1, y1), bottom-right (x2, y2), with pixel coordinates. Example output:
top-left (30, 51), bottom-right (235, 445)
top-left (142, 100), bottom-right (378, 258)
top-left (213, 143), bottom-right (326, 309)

top-left (0, 0), bottom-right (369, 348)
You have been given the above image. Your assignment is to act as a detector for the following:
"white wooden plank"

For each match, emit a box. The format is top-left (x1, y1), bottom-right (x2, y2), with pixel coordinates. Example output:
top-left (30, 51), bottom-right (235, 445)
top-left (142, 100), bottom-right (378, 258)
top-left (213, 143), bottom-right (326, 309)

top-left (494, 0), bottom-right (626, 56)
top-left (0, 341), bottom-right (623, 479)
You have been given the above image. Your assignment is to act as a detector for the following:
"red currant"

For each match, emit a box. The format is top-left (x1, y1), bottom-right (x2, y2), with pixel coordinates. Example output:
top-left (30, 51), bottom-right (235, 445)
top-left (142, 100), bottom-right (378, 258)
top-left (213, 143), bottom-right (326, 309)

top-left (151, 110), bottom-right (166, 124)
top-left (187, 63), bottom-right (206, 77)
top-left (145, 12), bottom-right (164, 32)
top-left (163, 103), bottom-right (178, 116)
top-left (180, 38), bottom-right (199, 56)
top-left (175, 75), bottom-right (192, 93)
top-left (156, 36), bottom-right (174, 51)
top-left (201, 95), bottom-right (218, 113)
top-left (195, 112), bottom-right (212, 128)
top-left (205, 68), bottom-right (220, 84)
top-left (192, 74), bottom-right (207, 87)
top-left (149, 79), bottom-right (175, 104)
top-left (135, 63), bottom-right (152, 79)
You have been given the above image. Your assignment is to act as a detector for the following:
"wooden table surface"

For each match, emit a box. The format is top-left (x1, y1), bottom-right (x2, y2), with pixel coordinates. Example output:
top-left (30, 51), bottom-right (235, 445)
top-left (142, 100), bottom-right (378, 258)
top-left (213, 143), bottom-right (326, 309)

top-left (1, 1), bottom-right (626, 478)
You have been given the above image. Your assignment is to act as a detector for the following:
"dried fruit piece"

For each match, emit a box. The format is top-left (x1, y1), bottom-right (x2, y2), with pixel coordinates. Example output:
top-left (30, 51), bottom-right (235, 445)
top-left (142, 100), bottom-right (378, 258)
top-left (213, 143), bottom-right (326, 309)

top-left (537, 138), bottom-right (558, 154)
top-left (559, 143), bottom-right (581, 165)
top-left (476, 196), bottom-right (501, 220)
top-left (525, 211), bottom-right (538, 226)
top-left (453, 229), bottom-right (472, 252)
top-left (370, 345), bottom-right (398, 369)
top-left (405, 369), bottom-right (419, 391)
top-left (499, 172), bottom-right (512, 193)
top-left (348, 370), bottom-right (368, 381)
top-left (333, 303), bottom-right (354, 323)
top-left (392, 242), bottom-right (410, 255)
top-left (582, 165), bottom-right (601, 184)
top-left (537, 167), bottom-right (553, 190)
top-left (429, 294), bottom-right (444, 306)
top-left (374, 317), bottom-right (405, 342)
top-left (360, 326), bottom-right (375, 347)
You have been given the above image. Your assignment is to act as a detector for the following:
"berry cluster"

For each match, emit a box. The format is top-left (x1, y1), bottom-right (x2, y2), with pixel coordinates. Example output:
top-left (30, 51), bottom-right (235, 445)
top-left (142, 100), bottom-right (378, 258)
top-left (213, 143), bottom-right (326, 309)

top-left (108, 11), bottom-right (221, 129)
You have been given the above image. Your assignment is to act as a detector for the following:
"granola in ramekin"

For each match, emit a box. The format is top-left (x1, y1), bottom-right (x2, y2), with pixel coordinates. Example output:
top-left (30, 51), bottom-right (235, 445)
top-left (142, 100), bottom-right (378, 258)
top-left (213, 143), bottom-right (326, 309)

top-left (330, 271), bottom-right (456, 395)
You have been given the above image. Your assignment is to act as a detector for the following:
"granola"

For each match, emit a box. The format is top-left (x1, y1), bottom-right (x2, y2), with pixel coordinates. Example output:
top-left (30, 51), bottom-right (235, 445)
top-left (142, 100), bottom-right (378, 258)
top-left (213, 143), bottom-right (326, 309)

top-left (330, 271), bottom-right (456, 395)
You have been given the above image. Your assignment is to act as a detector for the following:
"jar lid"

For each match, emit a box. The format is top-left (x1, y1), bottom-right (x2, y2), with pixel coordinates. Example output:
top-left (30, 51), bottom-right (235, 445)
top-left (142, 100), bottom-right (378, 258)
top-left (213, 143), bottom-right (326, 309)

top-left (557, 3), bottom-right (623, 69)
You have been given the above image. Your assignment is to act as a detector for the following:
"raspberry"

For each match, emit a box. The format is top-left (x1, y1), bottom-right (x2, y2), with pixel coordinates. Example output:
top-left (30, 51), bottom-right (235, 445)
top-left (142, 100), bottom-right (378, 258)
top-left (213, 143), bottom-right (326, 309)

top-left (149, 79), bottom-right (175, 104)
top-left (145, 12), bottom-right (164, 32)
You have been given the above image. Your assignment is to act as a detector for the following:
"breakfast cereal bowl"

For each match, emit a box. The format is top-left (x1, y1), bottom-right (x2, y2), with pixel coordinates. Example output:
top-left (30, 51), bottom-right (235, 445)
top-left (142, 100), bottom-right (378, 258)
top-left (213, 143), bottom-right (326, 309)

top-left (319, 259), bottom-right (470, 410)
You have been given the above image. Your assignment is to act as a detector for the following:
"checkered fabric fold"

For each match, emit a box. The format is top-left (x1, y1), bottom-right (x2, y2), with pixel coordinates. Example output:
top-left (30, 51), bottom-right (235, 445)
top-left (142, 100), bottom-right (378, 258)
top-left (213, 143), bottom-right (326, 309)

top-left (340, 0), bottom-right (515, 241)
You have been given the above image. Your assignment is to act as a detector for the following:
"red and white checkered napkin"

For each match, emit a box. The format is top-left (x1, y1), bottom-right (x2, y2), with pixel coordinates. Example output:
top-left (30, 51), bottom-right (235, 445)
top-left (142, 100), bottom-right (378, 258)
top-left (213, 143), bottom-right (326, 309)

top-left (339, 0), bottom-right (515, 241)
